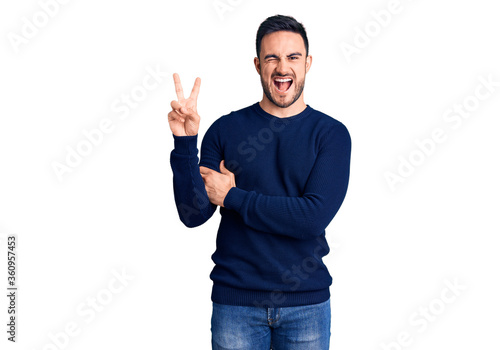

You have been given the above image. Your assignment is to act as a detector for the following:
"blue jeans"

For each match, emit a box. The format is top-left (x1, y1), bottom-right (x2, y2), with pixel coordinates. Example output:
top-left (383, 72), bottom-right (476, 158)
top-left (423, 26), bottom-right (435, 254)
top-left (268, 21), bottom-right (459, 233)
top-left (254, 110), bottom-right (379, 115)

top-left (211, 298), bottom-right (331, 349)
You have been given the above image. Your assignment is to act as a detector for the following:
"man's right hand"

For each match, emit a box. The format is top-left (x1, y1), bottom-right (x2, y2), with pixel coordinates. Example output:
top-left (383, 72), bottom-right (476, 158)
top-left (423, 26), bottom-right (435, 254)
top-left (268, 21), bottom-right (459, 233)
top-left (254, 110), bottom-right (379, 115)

top-left (168, 73), bottom-right (201, 137)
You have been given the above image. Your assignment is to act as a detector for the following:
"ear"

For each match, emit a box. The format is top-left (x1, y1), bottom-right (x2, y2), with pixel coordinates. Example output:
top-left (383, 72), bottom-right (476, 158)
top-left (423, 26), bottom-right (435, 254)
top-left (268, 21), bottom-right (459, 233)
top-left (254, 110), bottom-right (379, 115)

top-left (305, 55), bottom-right (312, 74)
top-left (254, 57), bottom-right (261, 75)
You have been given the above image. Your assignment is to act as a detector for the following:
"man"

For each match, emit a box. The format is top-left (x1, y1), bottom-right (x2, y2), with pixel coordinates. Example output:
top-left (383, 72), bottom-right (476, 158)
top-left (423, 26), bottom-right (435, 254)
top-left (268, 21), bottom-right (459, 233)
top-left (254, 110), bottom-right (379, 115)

top-left (169, 14), bottom-right (351, 350)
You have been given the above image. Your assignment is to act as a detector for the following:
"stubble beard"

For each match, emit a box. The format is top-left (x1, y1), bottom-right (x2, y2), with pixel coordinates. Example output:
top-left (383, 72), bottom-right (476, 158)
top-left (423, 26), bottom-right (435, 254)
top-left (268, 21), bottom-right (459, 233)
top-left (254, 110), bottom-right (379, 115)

top-left (260, 74), bottom-right (305, 109)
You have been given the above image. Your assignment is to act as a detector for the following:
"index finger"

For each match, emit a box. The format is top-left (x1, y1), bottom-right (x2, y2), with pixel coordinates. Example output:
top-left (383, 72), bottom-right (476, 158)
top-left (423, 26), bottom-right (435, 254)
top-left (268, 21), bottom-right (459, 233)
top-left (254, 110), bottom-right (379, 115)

top-left (199, 166), bottom-right (209, 174)
top-left (173, 73), bottom-right (185, 101)
top-left (190, 77), bottom-right (201, 101)
top-left (199, 166), bottom-right (214, 174)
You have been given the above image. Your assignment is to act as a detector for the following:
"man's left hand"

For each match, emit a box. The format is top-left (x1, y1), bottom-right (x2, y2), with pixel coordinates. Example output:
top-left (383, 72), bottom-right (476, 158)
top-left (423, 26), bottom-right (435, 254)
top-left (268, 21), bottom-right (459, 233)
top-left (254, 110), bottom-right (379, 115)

top-left (200, 160), bottom-right (236, 207)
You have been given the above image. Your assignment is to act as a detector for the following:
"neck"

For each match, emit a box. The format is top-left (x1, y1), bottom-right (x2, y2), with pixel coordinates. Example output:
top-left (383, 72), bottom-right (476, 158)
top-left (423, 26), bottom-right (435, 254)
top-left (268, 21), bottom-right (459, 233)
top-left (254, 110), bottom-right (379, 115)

top-left (259, 94), bottom-right (307, 118)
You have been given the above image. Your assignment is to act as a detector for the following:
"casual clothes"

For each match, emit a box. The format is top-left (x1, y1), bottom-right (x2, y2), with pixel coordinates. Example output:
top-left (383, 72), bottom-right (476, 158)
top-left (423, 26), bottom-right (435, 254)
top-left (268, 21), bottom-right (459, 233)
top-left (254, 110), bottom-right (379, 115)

top-left (170, 102), bottom-right (351, 308)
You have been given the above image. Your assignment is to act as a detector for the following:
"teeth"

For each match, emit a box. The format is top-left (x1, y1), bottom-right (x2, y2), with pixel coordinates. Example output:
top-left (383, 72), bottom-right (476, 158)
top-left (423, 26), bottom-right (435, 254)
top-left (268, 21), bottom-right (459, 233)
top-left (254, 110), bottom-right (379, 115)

top-left (274, 78), bottom-right (292, 82)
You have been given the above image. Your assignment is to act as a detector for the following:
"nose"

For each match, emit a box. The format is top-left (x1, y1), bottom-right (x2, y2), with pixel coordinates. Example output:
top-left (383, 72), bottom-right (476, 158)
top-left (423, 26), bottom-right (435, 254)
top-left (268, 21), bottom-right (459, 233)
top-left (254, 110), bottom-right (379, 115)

top-left (276, 57), bottom-right (290, 74)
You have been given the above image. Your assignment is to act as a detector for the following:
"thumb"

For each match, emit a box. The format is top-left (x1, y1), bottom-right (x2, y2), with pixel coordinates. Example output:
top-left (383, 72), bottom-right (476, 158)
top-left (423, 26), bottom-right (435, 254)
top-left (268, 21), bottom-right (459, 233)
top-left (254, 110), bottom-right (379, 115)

top-left (220, 160), bottom-right (229, 174)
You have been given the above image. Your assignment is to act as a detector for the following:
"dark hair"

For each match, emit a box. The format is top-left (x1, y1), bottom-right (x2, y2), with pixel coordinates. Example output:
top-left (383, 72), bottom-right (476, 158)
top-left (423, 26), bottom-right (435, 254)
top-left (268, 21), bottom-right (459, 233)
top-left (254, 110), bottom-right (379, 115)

top-left (256, 15), bottom-right (309, 59)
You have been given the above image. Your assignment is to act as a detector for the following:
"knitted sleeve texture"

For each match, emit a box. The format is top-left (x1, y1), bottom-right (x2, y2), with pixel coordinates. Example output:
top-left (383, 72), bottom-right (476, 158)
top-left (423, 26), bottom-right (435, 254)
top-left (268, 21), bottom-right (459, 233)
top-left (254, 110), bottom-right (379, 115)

top-left (223, 123), bottom-right (351, 240)
top-left (169, 120), bottom-right (222, 227)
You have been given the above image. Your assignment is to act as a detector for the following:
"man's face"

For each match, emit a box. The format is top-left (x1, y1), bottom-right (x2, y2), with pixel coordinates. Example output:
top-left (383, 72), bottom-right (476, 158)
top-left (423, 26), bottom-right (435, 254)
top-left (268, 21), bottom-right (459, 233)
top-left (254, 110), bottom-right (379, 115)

top-left (255, 31), bottom-right (311, 108)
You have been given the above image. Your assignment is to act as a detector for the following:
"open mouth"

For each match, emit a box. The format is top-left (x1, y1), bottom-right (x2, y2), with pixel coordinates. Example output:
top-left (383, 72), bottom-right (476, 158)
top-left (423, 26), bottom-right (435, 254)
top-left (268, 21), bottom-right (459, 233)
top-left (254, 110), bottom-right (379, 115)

top-left (273, 77), bottom-right (293, 93)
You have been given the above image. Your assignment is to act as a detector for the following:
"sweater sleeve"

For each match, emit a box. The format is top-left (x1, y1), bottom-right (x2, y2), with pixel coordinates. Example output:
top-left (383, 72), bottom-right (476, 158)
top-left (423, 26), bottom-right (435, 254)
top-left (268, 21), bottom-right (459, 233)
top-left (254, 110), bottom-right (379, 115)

top-left (169, 120), bottom-right (222, 228)
top-left (223, 123), bottom-right (351, 240)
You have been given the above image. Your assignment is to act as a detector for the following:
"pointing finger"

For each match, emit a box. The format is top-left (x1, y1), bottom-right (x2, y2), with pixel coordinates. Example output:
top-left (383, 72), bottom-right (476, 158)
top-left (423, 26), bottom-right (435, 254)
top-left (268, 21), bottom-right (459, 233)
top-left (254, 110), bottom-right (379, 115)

top-left (199, 166), bottom-right (209, 174)
top-left (173, 73), bottom-right (185, 101)
top-left (200, 166), bottom-right (216, 175)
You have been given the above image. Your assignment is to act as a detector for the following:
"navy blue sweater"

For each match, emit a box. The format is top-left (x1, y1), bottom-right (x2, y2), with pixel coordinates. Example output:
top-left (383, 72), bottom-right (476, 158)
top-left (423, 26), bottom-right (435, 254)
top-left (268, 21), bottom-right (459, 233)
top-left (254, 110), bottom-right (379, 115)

top-left (170, 102), bottom-right (351, 307)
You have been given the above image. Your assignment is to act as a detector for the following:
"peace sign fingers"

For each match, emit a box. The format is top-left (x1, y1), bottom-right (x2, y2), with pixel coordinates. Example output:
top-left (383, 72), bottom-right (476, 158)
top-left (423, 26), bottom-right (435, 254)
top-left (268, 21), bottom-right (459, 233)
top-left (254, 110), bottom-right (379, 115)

top-left (169, 73), bottom-right (202, 137)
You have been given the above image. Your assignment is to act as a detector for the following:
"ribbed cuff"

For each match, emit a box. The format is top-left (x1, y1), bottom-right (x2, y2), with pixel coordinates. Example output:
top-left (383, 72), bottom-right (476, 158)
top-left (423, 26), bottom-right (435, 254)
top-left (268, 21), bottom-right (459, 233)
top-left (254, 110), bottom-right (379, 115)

top-left (172, 134), bottom-right (198, 155)
top-left (223, 187), bottom-right (248, 212)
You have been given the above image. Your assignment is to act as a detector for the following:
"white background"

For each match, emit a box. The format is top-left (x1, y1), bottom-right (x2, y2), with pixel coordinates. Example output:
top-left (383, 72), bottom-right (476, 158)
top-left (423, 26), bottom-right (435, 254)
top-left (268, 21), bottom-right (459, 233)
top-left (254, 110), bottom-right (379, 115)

top-left (1, 0), bottom-right (499, 349)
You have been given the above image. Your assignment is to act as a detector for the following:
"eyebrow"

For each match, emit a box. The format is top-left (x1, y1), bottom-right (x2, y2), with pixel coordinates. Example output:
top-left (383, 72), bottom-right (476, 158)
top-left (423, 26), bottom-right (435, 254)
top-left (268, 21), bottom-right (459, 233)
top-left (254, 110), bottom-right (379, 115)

top-left (264, 52), bottom-right (303, 60)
